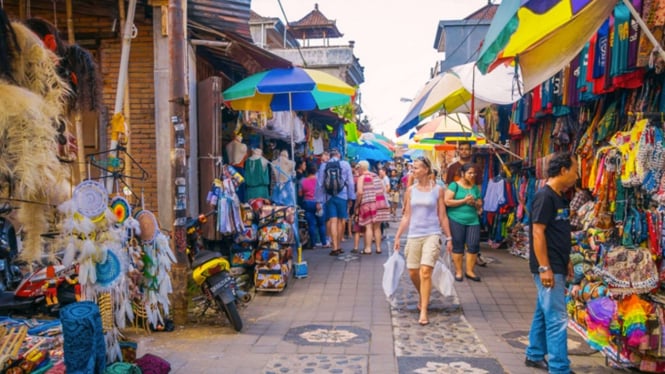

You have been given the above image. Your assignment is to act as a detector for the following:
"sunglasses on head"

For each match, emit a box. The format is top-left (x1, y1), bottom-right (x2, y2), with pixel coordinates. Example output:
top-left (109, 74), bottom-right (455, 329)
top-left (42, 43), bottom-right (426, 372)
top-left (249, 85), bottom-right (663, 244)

top-left (417, 156), bottom-right (431, 168)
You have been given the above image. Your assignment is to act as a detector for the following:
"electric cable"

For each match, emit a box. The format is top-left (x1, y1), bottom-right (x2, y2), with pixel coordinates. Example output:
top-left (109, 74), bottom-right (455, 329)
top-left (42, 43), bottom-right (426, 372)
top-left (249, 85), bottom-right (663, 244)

top-left (276, 0), bottom-right (308, 67)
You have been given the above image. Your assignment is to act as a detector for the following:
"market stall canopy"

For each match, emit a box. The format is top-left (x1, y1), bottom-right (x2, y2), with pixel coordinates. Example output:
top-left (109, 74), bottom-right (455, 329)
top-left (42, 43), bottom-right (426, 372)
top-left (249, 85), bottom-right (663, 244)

top-left (476, 0), bottom-right (616, 92)
top-left (222, 67), bottom-right (356, 112)
top-left (395, 62), bottom-right (522, 137)
top-left (359, 132), bottom-right (395, 151)
top-left (347, 141), bottom-right (393, 162)
top-left (413, 113), bottom-right (473, 142)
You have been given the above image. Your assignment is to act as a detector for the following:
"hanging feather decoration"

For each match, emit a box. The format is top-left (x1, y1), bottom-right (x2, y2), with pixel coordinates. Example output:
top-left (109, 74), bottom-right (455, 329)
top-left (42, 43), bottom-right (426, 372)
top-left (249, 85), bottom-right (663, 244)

top-left (10, 22), bottom-right (69, 120)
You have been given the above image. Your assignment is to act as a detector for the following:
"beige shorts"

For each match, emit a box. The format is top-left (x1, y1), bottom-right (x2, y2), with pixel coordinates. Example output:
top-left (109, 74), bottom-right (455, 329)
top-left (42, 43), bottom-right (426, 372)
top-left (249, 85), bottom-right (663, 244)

top-left (389, 191), bottom-right (400, 203)
top-left (404, 234), bottom-right (441, 269)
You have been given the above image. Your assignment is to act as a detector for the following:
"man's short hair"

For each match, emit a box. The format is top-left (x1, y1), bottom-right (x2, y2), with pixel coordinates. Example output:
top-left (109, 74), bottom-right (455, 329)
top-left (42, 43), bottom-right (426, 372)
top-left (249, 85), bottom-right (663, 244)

top-left (329, 148), bottom-right (340, 156)
top-left (457, 142), bottom-right (472, 149)
top-left (547, 152), bottom-right (574, 177)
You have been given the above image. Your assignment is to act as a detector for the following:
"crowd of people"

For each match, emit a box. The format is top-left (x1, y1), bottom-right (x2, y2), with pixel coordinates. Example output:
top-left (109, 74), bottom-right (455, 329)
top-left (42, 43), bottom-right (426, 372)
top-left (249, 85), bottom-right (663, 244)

top-left (296, 143), bottom-right (579, 372)
top-left (295, 145), bottom-right (579, 373)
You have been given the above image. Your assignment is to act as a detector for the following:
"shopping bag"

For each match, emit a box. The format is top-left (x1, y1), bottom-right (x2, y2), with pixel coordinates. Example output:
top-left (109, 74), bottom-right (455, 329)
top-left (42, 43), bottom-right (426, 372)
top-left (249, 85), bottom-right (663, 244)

top-left (382, 250), bottom-right (405, 299)
top-left (432, 251), bottom-right (455, 297)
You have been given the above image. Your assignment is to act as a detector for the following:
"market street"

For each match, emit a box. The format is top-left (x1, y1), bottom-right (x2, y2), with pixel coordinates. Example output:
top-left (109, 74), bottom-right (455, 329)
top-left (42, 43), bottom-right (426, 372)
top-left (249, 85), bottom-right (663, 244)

top-left (127, 220), bottom-right (625, 374)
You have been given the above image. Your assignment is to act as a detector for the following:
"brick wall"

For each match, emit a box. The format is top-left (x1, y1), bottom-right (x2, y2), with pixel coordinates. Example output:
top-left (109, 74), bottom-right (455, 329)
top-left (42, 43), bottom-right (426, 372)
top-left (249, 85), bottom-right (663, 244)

top-left (99, 18), bottom-right (159, 214)
top-left (3, 4), bottom-right (160, 215)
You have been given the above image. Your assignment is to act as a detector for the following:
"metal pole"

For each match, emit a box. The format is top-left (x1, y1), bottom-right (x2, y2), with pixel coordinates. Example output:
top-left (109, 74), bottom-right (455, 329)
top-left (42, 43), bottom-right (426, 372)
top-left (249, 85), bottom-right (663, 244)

top-left (169, 0), bottom-right (189, 326)
top-left (622, 0), bottom-right (665, 62)
top-left (114, 0), bottom-right (136, 115)
top-left (107, 0), bottom-right (136, 192)
top-left (118, 0), bottom-right (132, 182)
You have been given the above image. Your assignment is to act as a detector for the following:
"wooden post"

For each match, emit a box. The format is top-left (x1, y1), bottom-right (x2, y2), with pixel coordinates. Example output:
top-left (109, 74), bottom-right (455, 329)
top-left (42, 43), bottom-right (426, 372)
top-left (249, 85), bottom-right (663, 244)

top-left (169, 0), bottom-right (189, 326)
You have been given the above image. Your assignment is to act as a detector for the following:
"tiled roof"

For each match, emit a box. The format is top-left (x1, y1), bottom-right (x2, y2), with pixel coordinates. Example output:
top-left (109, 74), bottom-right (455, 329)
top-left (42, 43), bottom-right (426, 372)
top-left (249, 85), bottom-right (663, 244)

top-left (288, 3), bottom-right (342, 39)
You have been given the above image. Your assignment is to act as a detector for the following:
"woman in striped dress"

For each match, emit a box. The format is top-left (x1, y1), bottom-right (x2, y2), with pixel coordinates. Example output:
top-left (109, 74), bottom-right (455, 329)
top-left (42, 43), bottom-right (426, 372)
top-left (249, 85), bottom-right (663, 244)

top-left (354, 160), bottom-right (391, 254)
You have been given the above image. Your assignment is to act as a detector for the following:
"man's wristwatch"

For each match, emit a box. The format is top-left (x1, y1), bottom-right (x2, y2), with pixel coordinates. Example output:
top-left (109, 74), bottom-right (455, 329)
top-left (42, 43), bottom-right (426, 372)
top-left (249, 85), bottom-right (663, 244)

top-left (538, 265), bottom-right (550, 273)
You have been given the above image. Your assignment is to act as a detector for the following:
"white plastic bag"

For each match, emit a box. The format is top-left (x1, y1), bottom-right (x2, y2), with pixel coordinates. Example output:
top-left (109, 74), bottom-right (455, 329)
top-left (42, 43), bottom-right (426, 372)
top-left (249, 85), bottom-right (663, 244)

top-left (382, 250), bottom-right (405, 299)
top-left (432, 251), bottom-right (456, 297)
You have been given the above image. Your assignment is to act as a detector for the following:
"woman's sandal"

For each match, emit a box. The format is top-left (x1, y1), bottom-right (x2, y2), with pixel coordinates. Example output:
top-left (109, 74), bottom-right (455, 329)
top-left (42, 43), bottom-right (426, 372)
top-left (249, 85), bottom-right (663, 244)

top-left (351, 248), bottom-right (359, 254)
top-left (361, 249), bottom-right (371, 255)
top-left (375, 250), bottom-right (382, 254)
top-left (418, 319), bottom-right (430, 326)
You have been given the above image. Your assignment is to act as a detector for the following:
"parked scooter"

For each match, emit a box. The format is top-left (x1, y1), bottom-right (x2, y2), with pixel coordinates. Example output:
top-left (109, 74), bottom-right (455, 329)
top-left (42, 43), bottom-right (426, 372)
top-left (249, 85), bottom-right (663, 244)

top-left (297, 207), bottom-right (312, 250)
top-left (0, 262), bottom-right (78, 316)
top-left (186, 212), bottom-right (244, 332)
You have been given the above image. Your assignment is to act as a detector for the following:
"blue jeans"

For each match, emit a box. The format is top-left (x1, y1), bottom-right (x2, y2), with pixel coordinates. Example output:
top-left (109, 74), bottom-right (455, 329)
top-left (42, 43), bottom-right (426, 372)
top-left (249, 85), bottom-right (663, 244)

top-left (304, 200), bottom-right (326, 245)
top-left (526, 273), bottom-right (571, 374)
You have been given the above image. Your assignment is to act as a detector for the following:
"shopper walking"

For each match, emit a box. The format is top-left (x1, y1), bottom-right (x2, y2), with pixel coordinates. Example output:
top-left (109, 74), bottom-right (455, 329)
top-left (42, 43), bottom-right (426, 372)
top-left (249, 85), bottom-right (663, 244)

top-left (445, 142), bottom-right (488, 267)
top-left (355, 161), bottom-right (390, 254)
top-left (393, 157), bottom-right (453, 326)
top-left (299, 162), bottom-right (326, 247)
top-left (525, 152), bottom-right (579, 374)
top-left (388, 169), bottom-right (401, 218)
top-left (444, 163), bottom-right (483, 282)
top-left (316, 148), bottom-right (355, 256)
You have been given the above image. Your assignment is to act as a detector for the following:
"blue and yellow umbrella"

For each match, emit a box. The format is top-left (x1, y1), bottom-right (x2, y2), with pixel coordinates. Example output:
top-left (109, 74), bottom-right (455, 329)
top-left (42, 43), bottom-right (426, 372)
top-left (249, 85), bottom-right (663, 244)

top-left (222, 67), bottom-right (356, 112)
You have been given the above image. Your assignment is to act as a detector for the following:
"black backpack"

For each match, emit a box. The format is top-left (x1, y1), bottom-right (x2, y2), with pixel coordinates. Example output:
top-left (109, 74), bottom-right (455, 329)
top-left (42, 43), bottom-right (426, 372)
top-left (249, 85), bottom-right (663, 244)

top-left (324, 160), bottom-right (345, 196)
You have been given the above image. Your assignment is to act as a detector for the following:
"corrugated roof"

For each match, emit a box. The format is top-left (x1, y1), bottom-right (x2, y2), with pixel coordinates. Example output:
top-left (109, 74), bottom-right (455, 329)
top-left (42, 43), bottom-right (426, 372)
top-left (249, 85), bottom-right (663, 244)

top-left (189, 20), bottom-right (291, 81)
top-left (288, 3), bottom-right (342, 39)
top-left (189, 0), bottom-right (253, 41)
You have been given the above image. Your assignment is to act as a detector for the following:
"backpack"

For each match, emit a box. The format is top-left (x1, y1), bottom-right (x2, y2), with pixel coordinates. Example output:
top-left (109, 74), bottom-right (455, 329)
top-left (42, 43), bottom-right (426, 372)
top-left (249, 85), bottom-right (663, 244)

top-left (324, 160), bottom-right (345, 196)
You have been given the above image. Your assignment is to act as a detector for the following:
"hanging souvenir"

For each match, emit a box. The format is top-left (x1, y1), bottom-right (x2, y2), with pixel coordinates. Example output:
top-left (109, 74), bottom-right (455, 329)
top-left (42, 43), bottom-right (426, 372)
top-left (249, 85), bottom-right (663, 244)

top-left (134, 209), bottom-right (159, 244)
top-left (73, 180), bottom-right (109, 222)
top-left (110, 196), bottom-right (132, 224)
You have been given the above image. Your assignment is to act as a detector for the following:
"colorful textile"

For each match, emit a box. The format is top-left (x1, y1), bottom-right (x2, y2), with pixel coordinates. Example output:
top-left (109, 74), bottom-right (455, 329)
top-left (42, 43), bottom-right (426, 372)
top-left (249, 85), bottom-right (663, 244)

top-left (60, 301), bottom-right (106, 374)
top-left (477, 0), bottom-right (616, 92)
top-left (357, 172), bottom-right (390, 226)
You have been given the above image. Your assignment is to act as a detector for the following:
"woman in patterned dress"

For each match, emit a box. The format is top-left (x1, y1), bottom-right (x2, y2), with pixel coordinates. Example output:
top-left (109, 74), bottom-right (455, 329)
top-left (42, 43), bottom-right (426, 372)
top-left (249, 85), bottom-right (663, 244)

top-left (354, 160), bottom-right (391, 254)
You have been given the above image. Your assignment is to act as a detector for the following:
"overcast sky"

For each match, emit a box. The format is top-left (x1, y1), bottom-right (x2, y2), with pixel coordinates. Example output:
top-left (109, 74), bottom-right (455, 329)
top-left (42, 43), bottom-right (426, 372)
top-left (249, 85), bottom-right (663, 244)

top-left (251, 0), bottom-right (491, 141)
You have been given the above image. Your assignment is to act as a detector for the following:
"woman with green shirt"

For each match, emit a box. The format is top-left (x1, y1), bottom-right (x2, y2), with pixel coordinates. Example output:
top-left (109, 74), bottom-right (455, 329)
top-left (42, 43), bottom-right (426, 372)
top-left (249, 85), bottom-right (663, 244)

top-left (444, 163), bottom-right (483, 282)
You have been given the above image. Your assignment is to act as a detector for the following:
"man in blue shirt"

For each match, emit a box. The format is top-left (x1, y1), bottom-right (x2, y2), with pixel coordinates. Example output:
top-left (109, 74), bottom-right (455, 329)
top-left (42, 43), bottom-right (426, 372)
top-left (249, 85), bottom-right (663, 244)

top-left (316, 148), bottom-right (355, 256)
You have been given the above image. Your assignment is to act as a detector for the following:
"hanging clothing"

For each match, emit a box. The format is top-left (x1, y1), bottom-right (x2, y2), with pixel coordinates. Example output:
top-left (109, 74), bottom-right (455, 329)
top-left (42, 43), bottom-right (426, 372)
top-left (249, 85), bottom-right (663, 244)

top-left (272, 165), bottom-right (296, 207)
top-left (245, 157), bottom-right (270, 200)
top-left (311, 136), bottom-right (324, 155)
top-left (483, 178), bottom-right (506, 213)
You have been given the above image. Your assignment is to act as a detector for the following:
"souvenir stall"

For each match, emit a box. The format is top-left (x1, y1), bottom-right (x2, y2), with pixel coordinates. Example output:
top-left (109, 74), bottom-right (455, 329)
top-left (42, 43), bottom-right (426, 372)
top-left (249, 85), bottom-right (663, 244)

top-left (0, 11), bottom-right (175, 372)
top-left (219, 66), bottom-right (356, 291)
top-left (208, 110), bottom-right (308, 293)
top-left (480, 1), bottom-right (665, 370)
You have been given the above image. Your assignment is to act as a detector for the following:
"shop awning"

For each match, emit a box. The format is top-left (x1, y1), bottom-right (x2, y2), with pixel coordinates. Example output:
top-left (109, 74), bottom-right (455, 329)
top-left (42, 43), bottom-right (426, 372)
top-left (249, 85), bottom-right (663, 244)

top-left (188, 0), bottom-right (292, 79)
top-left (189, 21), bottom-right (292, 81)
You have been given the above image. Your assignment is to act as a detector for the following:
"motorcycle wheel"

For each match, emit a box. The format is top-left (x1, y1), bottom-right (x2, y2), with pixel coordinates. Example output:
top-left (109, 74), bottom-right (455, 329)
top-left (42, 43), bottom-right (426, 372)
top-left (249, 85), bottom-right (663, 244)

top-left (299, 226), bottom-right (312, 249)
top-left (216, 297), bottom-right (242, 332)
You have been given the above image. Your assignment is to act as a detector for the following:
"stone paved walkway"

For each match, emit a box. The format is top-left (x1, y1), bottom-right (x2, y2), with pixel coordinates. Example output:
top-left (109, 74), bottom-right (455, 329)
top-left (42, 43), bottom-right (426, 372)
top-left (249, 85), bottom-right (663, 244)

top-left (124, 220), bottom-right (630, 373)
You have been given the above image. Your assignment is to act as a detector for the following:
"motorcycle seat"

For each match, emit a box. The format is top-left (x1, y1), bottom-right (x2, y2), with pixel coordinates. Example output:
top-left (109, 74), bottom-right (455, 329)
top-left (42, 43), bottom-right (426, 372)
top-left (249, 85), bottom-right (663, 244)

top-left (192, 250), bottom-right (223, 268)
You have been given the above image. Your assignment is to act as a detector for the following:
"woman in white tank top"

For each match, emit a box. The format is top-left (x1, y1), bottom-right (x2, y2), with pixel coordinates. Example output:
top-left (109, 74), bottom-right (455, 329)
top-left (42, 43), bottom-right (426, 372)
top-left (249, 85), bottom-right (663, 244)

top-left (393, 157), bottom-right (453, 326)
